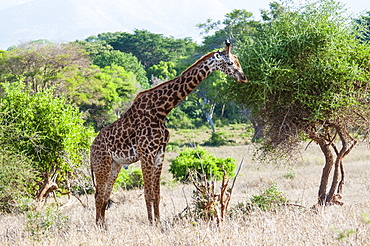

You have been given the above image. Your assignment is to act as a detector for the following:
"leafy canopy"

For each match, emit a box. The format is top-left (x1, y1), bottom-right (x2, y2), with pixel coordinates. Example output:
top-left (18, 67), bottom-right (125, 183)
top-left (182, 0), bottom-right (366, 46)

top-left (85, 29), bottom-right (197, 70)
top-left (229, 0), bottom-right (370, 150)
top-left (0, 81), bottom-right (94, 182)
top-left (0, 43), bottom-right (140, 130)
top-left (89, 47), bottom-right (149, 89)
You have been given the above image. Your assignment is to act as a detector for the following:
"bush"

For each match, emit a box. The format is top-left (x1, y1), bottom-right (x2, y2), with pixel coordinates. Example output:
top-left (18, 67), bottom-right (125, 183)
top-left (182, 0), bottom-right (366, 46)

top-left (0, 81), bottom-right (94, 200)
top-left (166, 107), bottom-right (201, 129)
top-left (26, 206), bottom-right (69, 240)
top-left (248, 184), bottom-right (288, 211)
top-left (114, 167), bottom-right (144, 190)
top-left (0, 150), bottom-right (39, 213)
top-left (230, 184), bottom-right (288, 217)
top-left (203, 131), bottom-right (236, 146)
top-left (169, 147), bottom-right (236, 182)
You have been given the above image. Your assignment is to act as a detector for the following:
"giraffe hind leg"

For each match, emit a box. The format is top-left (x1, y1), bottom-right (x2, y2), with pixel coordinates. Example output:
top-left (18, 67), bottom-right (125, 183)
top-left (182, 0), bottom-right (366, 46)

top-left (103, 161), bottom-right (122, 205)
top-left (92, 159), bottom-right (111, 226)
top-left (94, 162), bottom-right (122, 227)
top-left (153, 149), bottom-right (165, 221)
top-left (94, 177), bottom-right (108, 226)
top-left (141, 158), bottom-right (155, 223)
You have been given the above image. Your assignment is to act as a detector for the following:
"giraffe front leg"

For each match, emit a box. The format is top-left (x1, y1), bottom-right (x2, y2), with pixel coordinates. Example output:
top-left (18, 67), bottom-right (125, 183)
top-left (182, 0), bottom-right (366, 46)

top-left (141, 159), bottom-right (155, 223)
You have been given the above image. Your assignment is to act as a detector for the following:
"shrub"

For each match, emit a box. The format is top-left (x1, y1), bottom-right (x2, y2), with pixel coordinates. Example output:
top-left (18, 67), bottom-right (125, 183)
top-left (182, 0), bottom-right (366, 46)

top-left (166, 107), bottom-right (199, 129)
top-left (203, 131), bottom-right (235, 146)
top-left (0, 150), bottom-right (39, 213)
top-left (230, 184), bottom-right (288, 217)
top-left (114, 167), bottom-right (144, 190)
top-left (248, 184), bottom-right (288, 211)
top-left (169, 147), bottom-right (236, 182)
top-left (26, 206), bottom-right (69, 240)
top-left (283, 171), bottom-right (295, 180)
top-left (0, 81), bottom-right (95, 201)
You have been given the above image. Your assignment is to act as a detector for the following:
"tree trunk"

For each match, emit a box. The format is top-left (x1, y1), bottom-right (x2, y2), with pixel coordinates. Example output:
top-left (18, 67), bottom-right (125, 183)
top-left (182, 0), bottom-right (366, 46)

top-left (250, 115), bottom-right (264, 141)
top-left (219, 104), bottom-right (226, 120)
top-left (205, 107), bottom-right (216, 132)
top-left (37, 172), bottom-right (58, 202)
top-left (195, 93), bottom-right (216, 132)
top-left (308, 123), bottom-right (356, 206)
top-left (316, 138), bottom-right (334, 205)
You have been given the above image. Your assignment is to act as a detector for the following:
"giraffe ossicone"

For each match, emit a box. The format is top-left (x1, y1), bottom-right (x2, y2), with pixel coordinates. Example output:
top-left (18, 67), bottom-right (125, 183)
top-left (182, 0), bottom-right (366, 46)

top-left (90, 40), bottom-right (247, 226)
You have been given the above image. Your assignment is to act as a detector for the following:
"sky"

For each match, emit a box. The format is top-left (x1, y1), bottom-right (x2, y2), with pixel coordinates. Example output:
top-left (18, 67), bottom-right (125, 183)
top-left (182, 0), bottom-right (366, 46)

top-left (0, 0), bottom-right (368, 49)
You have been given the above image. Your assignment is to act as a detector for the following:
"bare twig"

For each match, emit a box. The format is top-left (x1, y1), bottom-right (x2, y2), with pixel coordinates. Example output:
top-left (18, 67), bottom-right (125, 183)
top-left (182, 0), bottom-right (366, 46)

top-left (230, 158), bottom-right (244, 191)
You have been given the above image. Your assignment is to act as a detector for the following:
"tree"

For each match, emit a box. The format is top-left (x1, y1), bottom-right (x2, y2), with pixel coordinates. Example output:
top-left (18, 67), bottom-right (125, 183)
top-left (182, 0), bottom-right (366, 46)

top-left (0, 43), bottom-right (90, 94)
top-left (85, 30), bottom-right (197, 70)
top-left (189, 71), bottom-right (229, 132)
top-left (89, 65), bottom-right (138, 127)
top-left (194, 9), bottom-right (260, 131)
top-left (0, 81), bottom-right (95, 201)
top-left (75, 41), bottom-right (150, 89)
top-left (197, 9), bottom-right (260, 52)
top-left (229, 0), bottom-right (370, 205)
top-left (147, 61), bottom-right (177, 81)
top-left (356, 11), bottom-right (370, 41)
top-left (0, 149), bottom-right (38, 212)
top-left (0, 43), bottom-right (140, 130)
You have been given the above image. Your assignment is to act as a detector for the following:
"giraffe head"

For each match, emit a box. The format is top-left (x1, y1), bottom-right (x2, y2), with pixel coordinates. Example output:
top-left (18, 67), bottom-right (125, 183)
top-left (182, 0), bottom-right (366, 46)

top-left (213, 40), bottom-right (248, 83)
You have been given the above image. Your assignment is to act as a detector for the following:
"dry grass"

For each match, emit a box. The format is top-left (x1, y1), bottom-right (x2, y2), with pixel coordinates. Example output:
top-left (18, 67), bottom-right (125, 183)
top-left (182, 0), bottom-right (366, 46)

top-left (1, 142), bottom-right (369, 245)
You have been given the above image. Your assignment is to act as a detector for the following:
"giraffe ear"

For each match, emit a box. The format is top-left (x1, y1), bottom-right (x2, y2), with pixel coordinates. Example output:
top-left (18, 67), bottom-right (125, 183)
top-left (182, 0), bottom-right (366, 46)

top-left (214, 52), bottom-right (221, 60)
top-left (225, 39), bottom-right (231, 54)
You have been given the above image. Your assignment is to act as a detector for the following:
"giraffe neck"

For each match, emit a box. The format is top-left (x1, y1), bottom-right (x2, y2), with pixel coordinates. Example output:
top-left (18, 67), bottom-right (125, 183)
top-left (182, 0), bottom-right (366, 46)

top-left (132, 54), bottom-right (216, 121)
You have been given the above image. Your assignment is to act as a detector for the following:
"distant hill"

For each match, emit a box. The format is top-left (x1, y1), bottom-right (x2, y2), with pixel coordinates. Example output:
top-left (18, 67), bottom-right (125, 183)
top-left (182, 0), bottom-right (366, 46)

top-left (0, 0), bottom-right (211, 50)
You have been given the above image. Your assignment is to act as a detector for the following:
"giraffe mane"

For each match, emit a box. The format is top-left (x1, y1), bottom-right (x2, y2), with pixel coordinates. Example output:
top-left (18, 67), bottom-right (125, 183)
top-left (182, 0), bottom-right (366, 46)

top-left (133, 51), bottom-right (216, 101)
top-left (180, 51), bottom-right (216, 76)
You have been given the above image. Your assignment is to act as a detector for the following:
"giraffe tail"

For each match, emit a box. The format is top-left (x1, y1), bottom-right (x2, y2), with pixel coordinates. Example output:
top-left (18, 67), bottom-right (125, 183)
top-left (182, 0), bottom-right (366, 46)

top-left (90, 165), bottom-right (96, 189)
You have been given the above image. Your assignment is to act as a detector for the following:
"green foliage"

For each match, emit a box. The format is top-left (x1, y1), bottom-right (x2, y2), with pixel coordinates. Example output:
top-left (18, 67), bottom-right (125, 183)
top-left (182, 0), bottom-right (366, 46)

top-left (356, 11), bottom-right (370, 41)
top-left (227, 0), bottom-right (370, 154)
top-left (336, 229), bottom-right (356, 241)
top-left (283, 171), bottom-right (295, 180)
top-left (363, 213), bottom-right (370, 224)
top-left (0, 43), bottom-right (141, 130)
top-left (235, 0), bottom-right (369, 115)
top-left (87, 30), bottom-right (197, 69)
top-left (231, 184), bottom-right (288, 216)
top-left (147, 61), bottom-right (177, 81)
top-left (69, 64), bottom-right (138, 129)
top-left (169, 147), bottom-right (236, 182)
top-left (166, 106), bottom-right (202, 129)
top-left (190, 71), bottom-right (229, 131)
top-left (91, 49), bottom-right (149, 89)
top-left (26, 206), bottom-right (69, 240)
top-left (0, 81), bottom-right (94, 191)
top-left (203, 131), bottom-right (236, 146)
top-left (249, 184), bottom-right (288, 211)
top-left (165, 142), bottom-right (180, 152)
top-left (0, 43), bottom-right (90, 92)
top-left (197, 9), bottom-right (260, 51)
top-left (0, 150), bottom-right (39, 213)
top-left (114, 167), bottom-right (144, 190)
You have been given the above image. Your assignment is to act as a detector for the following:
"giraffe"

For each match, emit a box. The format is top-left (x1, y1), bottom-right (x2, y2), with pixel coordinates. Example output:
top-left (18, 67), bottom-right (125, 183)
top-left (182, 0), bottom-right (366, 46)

top-left (90, 40), bottom-right (247, 226)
